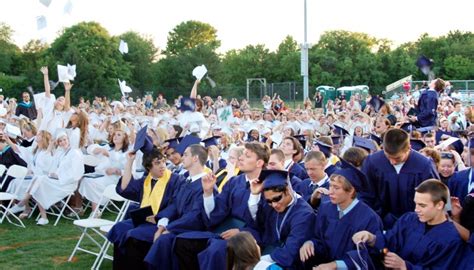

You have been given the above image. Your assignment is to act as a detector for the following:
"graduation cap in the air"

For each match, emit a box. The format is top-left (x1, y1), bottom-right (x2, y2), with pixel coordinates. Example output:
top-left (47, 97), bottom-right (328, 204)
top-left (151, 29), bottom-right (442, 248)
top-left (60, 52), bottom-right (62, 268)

top-left (368, 133), bottom-right (382, 146)
top-left (178, 97), bottom-right (196, 112)
top-left (119, 40), bottom-right (129, 54)
top-left (333, 124), bottom-right (349, 137)
top-left (410, 139), bottom-right (426, 151)
top-left (259, 170), bottom-right (289, 189)
top-left (133, 125), bottom-right (154, 154)
top-left (416, 55), bottom-right (434, 75)
top-left (354, 136), bottom-right (377, 152)
top-left (333, 159), bottom-right (368, 192)
top-left (201, 136), bottom-right (220, 148)
top-left (368, 95), bottom-right (385, 113)
top-left (314, 140), bottom-right (332, 158)
top-left (293, 135), bottom-right (307, 149)
top-left (164, 137), bottom-right (182, 150)
top-left (175, 135), bottom-right (201, 156)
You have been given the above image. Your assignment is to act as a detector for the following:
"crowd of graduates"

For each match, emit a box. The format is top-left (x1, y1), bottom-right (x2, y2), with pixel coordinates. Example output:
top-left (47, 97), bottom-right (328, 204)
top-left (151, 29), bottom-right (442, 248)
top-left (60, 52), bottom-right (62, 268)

top-left (0, 66), bottom-right (473, 269)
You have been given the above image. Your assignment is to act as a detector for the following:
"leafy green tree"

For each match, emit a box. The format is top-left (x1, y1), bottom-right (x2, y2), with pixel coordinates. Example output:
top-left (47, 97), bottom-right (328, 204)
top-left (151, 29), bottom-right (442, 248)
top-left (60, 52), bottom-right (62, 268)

top-left (0, 22), bottom-right (20, 75)
top-left (444, 55), bottom-right (474, 79)
top-left (165, 20), bottom-right (220, 56)
top-left (17, 39), bottom-right (48, 89)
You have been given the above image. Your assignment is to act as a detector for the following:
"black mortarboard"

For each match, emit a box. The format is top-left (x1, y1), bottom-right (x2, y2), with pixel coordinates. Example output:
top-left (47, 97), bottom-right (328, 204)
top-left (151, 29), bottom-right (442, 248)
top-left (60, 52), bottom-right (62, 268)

top-left (333, 124), bottom-right (349, 137)
top-left (410, 139), bottom-right (426, 151)
top-left (368, 96), bottom-right (385, 113)
top-left (314, 140), bottom-right (332, 158)
top-left (175, 135), bottom-right (201, 155)
top-left (164, 137), bottom-right (182, 150)
top-left (354, 136), bottom-right (377, 152)
top-left (369, 133), bottom-right (382, 146)
top-left (400, 122), bottom-right (415, 133)
top-left (201, 136), bottom-right (220, 148)
top-left (178, 97), bottom-right (196, 112)
top-left (293, 135), bottom-right (307, 149)
top-left (133, 125), bottom-right (154, 154)
top-left (416, 55), bottom-right (434, 75)
top-left (260, 170), bottom-right (289, 189)
top-left (333, 159), bottom-right (368, 192)
top-left (331, 135), bottom-right (342, 145)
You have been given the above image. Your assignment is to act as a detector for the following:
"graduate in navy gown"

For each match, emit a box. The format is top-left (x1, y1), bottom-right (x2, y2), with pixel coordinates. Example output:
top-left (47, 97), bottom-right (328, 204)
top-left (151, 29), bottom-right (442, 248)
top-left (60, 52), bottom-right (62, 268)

top-left (353, 179), bottom-right (465, 269)
top-left (313, 139), bottom-right (338, 176)
top-left (266, 149), bottom-right (302, 187)
top-left (408, 78), bottom-right (444, 128)
top-left (174, 142), bottom-right (270, 270)
top-left (107, 128), bottom-right (182, 270)
top-left (299, 158), bottom-right (383, 270)
top-left (280, 136), bottom-right (309, 180)
top-left (293, 150), bottom-right (330, 209)
top-left (144, 142), bottom-right (209, 269)
top-left (448, 139), bottom-right (474, 205)
top-left (362, 128), bottom-right (438, 229)
top-left (249, 170), bottom-right (316, 269)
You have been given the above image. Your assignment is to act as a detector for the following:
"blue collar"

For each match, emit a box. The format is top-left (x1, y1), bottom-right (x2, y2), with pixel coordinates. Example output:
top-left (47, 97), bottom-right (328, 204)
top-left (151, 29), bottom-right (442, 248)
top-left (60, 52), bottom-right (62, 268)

top-left (0, 145), bottom-right (11, 155)
top-left (337, 198), bottom-right (359, 217)
top-left (19, 101), bottom-right (33, 108)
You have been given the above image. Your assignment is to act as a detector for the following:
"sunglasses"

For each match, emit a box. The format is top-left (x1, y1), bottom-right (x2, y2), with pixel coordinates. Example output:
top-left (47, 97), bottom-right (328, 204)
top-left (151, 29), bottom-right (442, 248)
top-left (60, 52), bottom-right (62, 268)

top-left (265, 194), bottom-right (284, 205)
top-left (440, 152), bottom-right (454, 159)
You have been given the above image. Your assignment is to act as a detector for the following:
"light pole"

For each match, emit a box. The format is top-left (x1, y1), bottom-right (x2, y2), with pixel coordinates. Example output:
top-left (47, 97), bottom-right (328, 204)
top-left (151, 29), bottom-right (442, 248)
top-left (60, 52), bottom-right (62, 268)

top-left (301, 0), bottom-right (309, 100)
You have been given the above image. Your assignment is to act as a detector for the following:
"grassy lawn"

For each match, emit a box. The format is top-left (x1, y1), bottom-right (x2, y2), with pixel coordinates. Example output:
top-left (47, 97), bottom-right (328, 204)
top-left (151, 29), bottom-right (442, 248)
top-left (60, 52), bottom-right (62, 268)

top-left (0, 212), bottom-right (114, 270)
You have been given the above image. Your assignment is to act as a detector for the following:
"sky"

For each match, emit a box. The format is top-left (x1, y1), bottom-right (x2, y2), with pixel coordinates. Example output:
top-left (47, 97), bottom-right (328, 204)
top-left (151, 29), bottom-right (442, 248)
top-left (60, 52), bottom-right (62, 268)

top-left (1, 0), bottom-right (474, 53)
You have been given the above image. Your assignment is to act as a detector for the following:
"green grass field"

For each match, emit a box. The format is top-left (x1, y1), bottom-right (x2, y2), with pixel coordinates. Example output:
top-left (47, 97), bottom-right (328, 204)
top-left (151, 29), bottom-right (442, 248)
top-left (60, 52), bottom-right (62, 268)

top-left (0, 212), bottom-right (114, 270)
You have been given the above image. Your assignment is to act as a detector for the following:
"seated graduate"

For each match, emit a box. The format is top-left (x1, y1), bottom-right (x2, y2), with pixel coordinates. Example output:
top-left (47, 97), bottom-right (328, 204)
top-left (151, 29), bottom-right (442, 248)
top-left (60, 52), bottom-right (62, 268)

top-left (361, 128), bottom-right (439, 229)
top-left (249, 169), bottom-right (316, 269)
top-left (173, 142), bottom-right (270, 270)
top-left (294, 150), bottom-right (330, 209)
top-left (144, 137), bottom-right (210, 269)
top-left (353, 179), bottom-right (465, 269)
top-left (203, 136), bottom-right (227, 174)
top-left (267, 148), bottom-right (302, 187)
top-left (312, 137), bottom-right (339, 177)
top-left (0, 127), bottom-right (28, 192)
top-left (448, 138), bottom-right (474, 206)
top-left (279, 136), bottom-right (309, 180)
top-left (164, 137), bottom-right (185, 175)
top-left (214, 146), bottom-right (244, 193)
top-left (107, 126), bottom-right (182, 270)
top-left (299, 158), bottom-right (383, 270)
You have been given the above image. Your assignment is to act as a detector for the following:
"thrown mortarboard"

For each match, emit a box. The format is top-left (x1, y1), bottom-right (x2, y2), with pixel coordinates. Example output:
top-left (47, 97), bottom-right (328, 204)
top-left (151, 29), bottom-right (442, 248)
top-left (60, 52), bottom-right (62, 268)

top-left (118, 79), bottom-right (132, 96)
top-left (368, 95), bottom-right (385, 113)
top-left (333, 124), bottom-right (349, 137)
top-left (178, 97), bottom-right (196, 112)
top-left (293, 135), bottom-right (306, 149)
top-left (192, 65), bottom-right (208, 81)
top-left (410, 139), bottom-right (426, 151)
top-left (133, 125), bottom-right (154, 154)
top-left (39, 0), bottom-right (52, 7)
top-left (119, 40), bottom-right (129, 54)
top-left (416, 55), bottom-right (434, 75)
top-left (201, 136), bottom-right (220, 148)
top-left (332, 159), bottom-right (368, 192)
top-left (353, 136), bottom-right (377, 152)
top-left (57, 64), bottom-right (76, 83)
top-left (314, 140), bottom-right (332, 158)
top-left (331, 135), bottom-right (342, 145)
top-left (164, 137), bottom-right (181, 150)
top-left (175, 135), bottom-right (201, 156)
top-left (260, 170), bottom-right (289, 189)
top-left (435, 130), bottom-right (456, 144)
top-left (36, 16), bottom-right (47, 31)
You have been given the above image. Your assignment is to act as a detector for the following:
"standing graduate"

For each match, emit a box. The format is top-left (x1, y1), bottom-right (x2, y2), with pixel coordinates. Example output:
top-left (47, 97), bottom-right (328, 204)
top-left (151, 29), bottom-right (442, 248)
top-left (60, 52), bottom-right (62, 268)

top-left (293, 150), bottom-right (330, 209)
top-left (107, 127), bottom-right (182, 270)
top-left (144, 141), bottom-right (209, 269)
top-left (362, 128), bottom-right (439, 229)
top-left (299, 159), bottom-right (383, 270)
top-left (173, 142), bottom-right (270, 270)
top-left (408, 78), bottom-right (444, 128)
top-left (353, 180), bottom-right (465, 269)
top-left (249, 170), bottom-right (316, 269)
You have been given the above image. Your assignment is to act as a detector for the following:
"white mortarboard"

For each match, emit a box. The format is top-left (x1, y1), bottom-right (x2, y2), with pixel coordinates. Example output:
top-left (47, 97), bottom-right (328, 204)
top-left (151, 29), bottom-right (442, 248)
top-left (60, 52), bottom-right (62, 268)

top-left (57, 64), bottom-right (76, 83)
top-left (55, 128), bottom-right (68, 140)
top-left (119, 40), bottom-right (129, 54)
top-left (206, 76), bottom-right (216, 88)
top-left (437, 136), bottom-right (460, 150)
top-left (110, 115), bottom-right (121, 124)
top-left (33, 92), bottom-right (55, 109)
top-left (5, 124), bottom-right (21, 138)
top-left (0, 107), bottom-right (7, 117)
top-left (37, 16), bottom-right (47, 31)
top-left (270, 132), bottom-right (283, 146)
top-left (192, 65), bottom-right (207, 80)
top-left (64, 0), bottom-right (73, 14)
top-left (39, 0), bottom-right (52, 7)
top-left (118, 79), bottom-right (132, 96)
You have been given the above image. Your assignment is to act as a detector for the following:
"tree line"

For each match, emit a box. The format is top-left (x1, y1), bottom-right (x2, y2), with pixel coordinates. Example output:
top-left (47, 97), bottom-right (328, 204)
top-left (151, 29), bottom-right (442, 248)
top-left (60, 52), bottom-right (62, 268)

top-left (0, 20), bottom-right (473, 102)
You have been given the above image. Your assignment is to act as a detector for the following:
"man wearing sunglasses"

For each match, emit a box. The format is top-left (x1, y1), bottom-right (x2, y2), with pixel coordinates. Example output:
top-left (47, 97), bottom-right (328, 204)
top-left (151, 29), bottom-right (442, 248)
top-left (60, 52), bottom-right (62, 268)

top-left (248, 169), bottom-right (315, 269)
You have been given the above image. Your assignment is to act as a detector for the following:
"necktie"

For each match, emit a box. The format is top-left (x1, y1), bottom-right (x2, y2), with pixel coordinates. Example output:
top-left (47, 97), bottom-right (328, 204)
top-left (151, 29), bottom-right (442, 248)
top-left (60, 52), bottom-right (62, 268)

top-left (310, 184), bottom-right (319, 193)
top-left (339, 211), bottom-right (344, 219)
top-left (150, 178), bottom-right (158, 190)
top-left (185, 177), bottom-right (192, 185)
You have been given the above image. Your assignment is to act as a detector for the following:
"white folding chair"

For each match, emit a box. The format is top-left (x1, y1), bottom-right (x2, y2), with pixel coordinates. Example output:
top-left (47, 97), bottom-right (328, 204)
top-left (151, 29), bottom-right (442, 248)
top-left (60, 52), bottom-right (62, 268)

top-left (68, 184), bottom-right (129, 269)
top-left (0, 165), bottom-right (28, 228)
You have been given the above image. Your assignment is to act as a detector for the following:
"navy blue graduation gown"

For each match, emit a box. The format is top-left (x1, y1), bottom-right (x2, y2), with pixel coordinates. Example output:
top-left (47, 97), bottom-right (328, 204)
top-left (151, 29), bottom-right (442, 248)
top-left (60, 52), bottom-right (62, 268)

top-left (289, 162), bottom-right (309, 180)
top-left (0, 146), bottom-right (28, 192)
top-left (325, 164), bottom-right (337, 177)
top-left (206, 159), bottom-right (227, 172)
top-left (144, 177), bottom-right (206, 269)
top-left (416, 89), bottom-right (438, 127)
top-left (448, 168), bottom-right (473, 206)
top-left (458, 234), bottom-right (474, 269)
top-left (293, 178), bottom-right (330, 209)
top-left (257, 197), bottom-right (316, 269)
top-left (374, 212), bottom-right (464, 269)
top-left (107, 173), bottom-right (182, 248)
top-left (362, 150), bottom-right (439, 229)
top-left (310, 201), bottom-right (383, 268)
